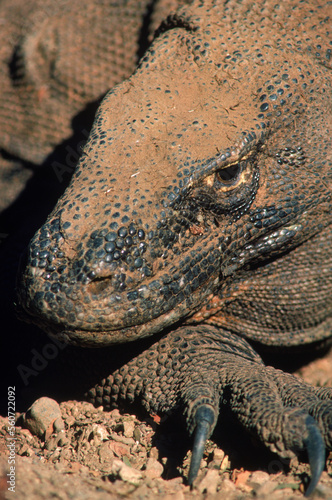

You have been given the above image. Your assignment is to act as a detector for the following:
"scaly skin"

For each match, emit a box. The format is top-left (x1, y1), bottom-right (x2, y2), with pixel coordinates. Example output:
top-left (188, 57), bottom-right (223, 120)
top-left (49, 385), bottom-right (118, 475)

top-left (16, 0), bottom-right (332, 493)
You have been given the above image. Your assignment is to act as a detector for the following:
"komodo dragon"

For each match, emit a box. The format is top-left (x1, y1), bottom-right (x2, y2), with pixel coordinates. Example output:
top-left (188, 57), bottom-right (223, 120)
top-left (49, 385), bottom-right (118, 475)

top-left (14, 0), bottom-right (331, 495)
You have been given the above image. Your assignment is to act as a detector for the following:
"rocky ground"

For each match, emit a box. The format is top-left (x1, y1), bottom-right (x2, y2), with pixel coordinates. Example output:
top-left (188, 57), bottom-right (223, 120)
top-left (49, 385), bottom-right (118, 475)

top-left (1, 349), bottom-right (332, 500)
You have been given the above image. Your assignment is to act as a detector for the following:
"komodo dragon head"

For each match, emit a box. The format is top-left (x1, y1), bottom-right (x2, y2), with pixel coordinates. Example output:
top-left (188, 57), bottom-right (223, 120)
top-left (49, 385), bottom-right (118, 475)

top-left (17, 1), bottom-right (331, 346)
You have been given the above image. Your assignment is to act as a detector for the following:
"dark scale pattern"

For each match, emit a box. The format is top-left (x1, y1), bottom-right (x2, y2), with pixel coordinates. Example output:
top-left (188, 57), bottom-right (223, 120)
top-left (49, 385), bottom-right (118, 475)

top-left (16, 0), bottom-right (331, 489)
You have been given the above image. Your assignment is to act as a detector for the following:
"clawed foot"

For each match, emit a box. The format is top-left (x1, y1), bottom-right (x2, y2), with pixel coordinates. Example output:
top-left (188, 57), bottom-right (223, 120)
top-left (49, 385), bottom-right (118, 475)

top-left (87, 325), bottom-right (332, 495)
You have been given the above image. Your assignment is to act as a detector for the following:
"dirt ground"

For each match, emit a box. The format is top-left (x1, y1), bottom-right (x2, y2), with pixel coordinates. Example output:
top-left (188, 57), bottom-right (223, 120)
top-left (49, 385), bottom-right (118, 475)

top-left (0, 346), bottom-right (331, 500)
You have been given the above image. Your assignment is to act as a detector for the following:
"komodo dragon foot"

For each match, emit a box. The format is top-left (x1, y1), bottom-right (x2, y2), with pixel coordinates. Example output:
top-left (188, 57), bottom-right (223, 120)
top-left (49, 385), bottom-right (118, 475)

top-left (87, 325), bottom-right (332, 496)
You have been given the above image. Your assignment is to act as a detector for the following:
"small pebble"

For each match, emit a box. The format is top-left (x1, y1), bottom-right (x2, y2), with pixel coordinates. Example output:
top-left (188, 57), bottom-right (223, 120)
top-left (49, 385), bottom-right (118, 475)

top-left (149, 447), bottom-right (159, 460)
top-left (99, 441), bottom-right (115, 464)
top-left (197, 469), bottom-right (220, 494)
top-left (23, 397), bottom-right (63, 438)
top-left (133, 427), bottom-right (141, 442)
top-left (123, 420), bottom-right (135, 438)
top-left (144, 458), bottom-right (163, 479)
top-left (58, 435), bottom-right (70, 447)
top-left (90, 423), bottom-right (108, 441)
top-left (213, 448), bottom-right (225, 462)
top-left (111, 459), bottom-right (143, 486)
top-left (249, 470), bottom-right (270, 486)
top-left (220, 454), bottom-right (229, 472)
top-left (53, 417), bottom-right (65, 432)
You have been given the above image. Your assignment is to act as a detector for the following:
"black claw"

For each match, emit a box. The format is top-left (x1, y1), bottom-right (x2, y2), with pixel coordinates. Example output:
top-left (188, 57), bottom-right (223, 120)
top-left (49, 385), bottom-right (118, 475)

top-left (304, 415), bottom-right (325, 497)
top-left (188, 405), bottom-right (216, 487)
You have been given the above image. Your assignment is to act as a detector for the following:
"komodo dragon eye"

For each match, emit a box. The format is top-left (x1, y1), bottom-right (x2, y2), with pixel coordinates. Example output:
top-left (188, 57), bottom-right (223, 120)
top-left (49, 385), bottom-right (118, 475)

top-left (191, 157), bottom-right (259, 215)
top-left (215, 163), bottom-right (241, 185)
top-left (213, 158), bottom-right (254, 190)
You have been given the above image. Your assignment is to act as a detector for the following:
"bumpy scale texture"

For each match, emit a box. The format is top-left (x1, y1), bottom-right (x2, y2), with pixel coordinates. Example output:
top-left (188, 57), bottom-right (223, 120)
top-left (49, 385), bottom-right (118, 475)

top-left (15, 0), bottom-right (332, 491)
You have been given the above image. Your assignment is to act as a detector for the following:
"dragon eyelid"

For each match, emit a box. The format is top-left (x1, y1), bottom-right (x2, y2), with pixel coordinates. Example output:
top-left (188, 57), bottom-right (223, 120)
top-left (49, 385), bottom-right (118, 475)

top-left (202, 154), bottom-right (254, 189)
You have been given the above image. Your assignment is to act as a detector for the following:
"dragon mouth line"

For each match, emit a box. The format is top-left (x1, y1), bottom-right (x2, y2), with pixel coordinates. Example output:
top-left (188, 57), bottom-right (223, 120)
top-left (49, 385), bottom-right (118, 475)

top-left (18, 224), bottom-right (303, 342)
top-left (43, 301), bottom-right (196, 347)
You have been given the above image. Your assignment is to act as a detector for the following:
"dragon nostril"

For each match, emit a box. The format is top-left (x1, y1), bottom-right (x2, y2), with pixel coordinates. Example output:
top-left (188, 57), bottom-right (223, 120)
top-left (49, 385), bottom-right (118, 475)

top-left (88, 277), bottom-right (112, 294)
